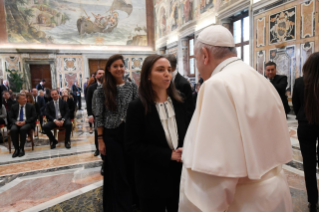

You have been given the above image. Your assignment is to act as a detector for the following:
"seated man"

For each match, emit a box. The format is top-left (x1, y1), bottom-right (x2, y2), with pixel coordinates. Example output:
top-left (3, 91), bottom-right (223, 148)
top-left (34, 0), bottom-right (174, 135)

top-left (9, 93), bottom-right (37, 158)
top-left (31, 88), bottom-right (45, 132)
top-left (43, 89), bottom-right (72, 149)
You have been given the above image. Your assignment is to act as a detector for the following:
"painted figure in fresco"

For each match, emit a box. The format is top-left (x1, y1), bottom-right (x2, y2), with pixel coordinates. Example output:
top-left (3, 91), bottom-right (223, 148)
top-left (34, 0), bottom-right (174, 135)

top-left (183, 0), bottom-right (193, 23)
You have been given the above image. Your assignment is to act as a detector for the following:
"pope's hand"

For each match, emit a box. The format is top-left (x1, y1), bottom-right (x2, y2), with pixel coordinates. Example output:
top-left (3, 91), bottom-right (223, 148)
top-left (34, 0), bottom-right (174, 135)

top-left (171, 150), bottom-right (182, 162)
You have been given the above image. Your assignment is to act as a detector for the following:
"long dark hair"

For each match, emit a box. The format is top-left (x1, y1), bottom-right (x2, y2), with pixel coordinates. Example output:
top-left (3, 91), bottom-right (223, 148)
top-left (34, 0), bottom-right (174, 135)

top-left (139, 54), bottom-right (182, 114)
top-left (103, 54), bottom-right (125, 111)
top-left (303, 52), bottom-right (319, 124)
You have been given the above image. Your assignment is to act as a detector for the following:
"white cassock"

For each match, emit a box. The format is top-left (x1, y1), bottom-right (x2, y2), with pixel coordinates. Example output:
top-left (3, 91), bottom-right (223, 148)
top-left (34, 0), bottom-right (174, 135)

top-left (179, 57), bottom-right (293, 212)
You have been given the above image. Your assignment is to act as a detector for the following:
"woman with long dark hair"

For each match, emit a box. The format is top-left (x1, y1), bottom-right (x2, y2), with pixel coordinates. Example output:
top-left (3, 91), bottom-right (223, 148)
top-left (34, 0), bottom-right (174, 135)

top-left (125, 55), bottom-right (191, 212)
top-left (95, 54), bottom-right (138, 212)
top-left (61, 89), bottom-right (75, 120)
top-left (86, 76), bottom-right (96, 134)
top-left (292, 52), bottom-right (319, 212)
top-left (44, 88), bottom-right (52, 103)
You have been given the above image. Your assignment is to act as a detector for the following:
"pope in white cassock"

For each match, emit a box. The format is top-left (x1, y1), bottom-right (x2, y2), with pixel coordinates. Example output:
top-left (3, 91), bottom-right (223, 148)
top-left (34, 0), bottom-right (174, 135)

top-left (178, 25), bottom-right (293, 212)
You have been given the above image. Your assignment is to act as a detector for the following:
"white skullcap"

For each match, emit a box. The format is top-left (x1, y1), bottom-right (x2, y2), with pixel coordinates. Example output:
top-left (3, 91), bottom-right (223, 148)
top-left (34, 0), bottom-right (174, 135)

top-left (197, 25), bottom-right (235, 47)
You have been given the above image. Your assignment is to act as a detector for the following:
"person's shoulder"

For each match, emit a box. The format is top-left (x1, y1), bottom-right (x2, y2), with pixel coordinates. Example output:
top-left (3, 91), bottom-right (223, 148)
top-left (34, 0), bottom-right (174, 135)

top-left (294, 77), bottom-right (303, 86)
top-left (125, 81), bottom-right (137, 89)
top-left (128, 97), bottom-right (144, 112)
top-left (275, 74), bottom-right (287, 80)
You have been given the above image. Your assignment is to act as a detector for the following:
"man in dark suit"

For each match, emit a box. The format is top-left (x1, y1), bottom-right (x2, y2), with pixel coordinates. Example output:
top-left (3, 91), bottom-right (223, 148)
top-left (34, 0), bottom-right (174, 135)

top-left (86, 69), bottom-right (105, 157)
top-left (32, 88), bottom-right (45, 132)
top-left (43, 89), bottom-right (72, 149)
top-left (265, 61), bottom-right (291, 116)
top-left (166, 54), bottom-right (195, 116)
top-left (9, 93), bottom-right (37, 158)
top-left (3, 90), bottom-right (16, 112)
top-left (36, 79), bottom-right (45, 91)
top-left (71, 81), bottom-right (82, 110)
top-left (1, 80), bottom-right (10, 92)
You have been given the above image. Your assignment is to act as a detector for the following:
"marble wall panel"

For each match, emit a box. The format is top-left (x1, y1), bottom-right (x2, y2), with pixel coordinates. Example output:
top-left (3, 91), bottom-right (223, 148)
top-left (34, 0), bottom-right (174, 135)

top-left (124, 57), bottom-right (130, 71)
top-left (256, 50), bottom-right (265, 75)
top-left (63, 58), bottom-right (77, 72)
top-left (269, 7), bottom-right (296, 44)
top-left (4, 56), bottom-right (20, 71)
top-left (131, 58), bottom-right (144, 70)
top-left (65, 73), bottom-right (77, 88)
top-left (301, 0), bottom-right (315, 39)
top-left (256, 17), bottom-right (266, 47)
top-left (300, 41), bottom-right (314, 76)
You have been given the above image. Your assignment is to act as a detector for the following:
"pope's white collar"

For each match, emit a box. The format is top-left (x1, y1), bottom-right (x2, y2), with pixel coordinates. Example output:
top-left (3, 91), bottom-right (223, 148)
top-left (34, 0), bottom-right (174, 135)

top-left (211, 57), bottom-right (241, 78)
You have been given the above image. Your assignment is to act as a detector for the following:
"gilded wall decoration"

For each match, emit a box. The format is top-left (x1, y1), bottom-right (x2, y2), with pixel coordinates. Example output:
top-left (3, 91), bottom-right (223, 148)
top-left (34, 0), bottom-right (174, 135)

top-left (5, 56), bottom-right (20, 71)
top-left (300, 42), bottom-right (314, 76)
top-left (269, 46), bottom-right (296, 95)
top-left (301, 0), bottom-right (315, 39)
top-left (65, 73), bottom-right (77, 88)
top-left (64, 58), bottom-right (77, 71)
top-left (269, 7), bottom-right (296, 44)
top-left (256, 51), bottom-right (265, 75)
top-left (256, 17), bottom-right (266, 47)
top-left (4, 0), bottom-right (148, 46)
top-left (131, 58), bottom-right (144, 70)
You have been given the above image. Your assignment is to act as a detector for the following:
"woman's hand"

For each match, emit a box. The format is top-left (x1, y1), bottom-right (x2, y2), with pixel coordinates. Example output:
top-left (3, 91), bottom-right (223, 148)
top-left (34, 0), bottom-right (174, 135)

top-left (171, 150), bottom-right (182, 162)
top-left (98, 138), bottom-right (106, 155)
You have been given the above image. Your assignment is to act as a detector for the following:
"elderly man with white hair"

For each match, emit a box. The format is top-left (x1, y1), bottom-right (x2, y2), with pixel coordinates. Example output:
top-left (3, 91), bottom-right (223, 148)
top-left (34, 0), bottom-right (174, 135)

top-left (1, 80), bottom-right (9, 92)
top-left (178, 25), bottom-right (292, 212)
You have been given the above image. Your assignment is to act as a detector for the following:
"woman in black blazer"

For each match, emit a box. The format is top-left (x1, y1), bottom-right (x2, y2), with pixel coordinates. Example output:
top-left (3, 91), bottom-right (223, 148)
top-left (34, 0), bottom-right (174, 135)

top-left (292, 52), bottom-right (319, 212)
top-left (125, 55), bottom-right (191, 212)
top-left (61, 89), bottom-right (75, 120)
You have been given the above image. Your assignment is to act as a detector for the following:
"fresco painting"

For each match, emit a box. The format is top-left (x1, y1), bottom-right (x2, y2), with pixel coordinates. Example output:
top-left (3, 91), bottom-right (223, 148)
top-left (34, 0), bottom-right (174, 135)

top-left (4, 0), bottom-right (148, 46)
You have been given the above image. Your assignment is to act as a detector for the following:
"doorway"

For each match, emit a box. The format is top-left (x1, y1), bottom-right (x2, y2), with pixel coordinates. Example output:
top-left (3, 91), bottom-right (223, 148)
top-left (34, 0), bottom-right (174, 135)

top-left (89, 59), bottom-right (108, 77)
top-left (30, 64), bottom-right (52, 89)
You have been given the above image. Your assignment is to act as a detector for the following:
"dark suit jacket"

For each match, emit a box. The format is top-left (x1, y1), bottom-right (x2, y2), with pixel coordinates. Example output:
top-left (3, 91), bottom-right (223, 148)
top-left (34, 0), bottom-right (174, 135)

top-left (1, 84), bottom-right (9, 92)
top-left (45, 99), bottom-right (70, 122)
top-left (9, 103), bottom-right (37, 129)
top-left (2, 98), bottom-right (16, 112)
top-left (292, 77), bottom-right (308, 123)
top-left (125, 98), bottom-right (191, 198)
top-left (270, 75), bottom-right (290, 114)
top-left (34, 96), bottom-right (45, 115)
top-left (86, 82), bottom-right (98, 117)
top-left (71, 84), bottom-right (81, 96)
top-left (66, 97), bottom-right (75, 120)
top-left (36, 84), bottom-right (44, 90)
top-left (174, 73), bottom-right (195, 117)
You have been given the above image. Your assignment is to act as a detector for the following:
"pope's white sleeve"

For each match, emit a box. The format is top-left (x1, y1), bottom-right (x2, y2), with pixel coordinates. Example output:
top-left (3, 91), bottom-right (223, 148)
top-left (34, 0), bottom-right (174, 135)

top-left (179, 167), bottom-right (238, 212)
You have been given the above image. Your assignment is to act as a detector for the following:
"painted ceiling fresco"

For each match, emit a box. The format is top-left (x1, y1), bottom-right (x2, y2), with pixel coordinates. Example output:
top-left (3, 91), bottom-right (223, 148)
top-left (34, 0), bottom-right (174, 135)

top-left (4, 0), bottom-right (148, 46)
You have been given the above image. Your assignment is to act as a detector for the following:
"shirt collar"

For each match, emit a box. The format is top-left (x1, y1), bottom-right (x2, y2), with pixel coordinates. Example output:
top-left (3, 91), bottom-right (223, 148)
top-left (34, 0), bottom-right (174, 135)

top-left (19, 104), bottom-right (26, 108)
top-left (97, 81), bottom-right (101, 86)
top-left (211, 57), bottom-right (241, 78)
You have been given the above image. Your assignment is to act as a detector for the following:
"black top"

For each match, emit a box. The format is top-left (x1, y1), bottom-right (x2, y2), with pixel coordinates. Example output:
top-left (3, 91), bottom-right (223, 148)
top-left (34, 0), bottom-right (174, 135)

top-left (45, 99), bottom-right (70, 122)
top-left (35, 96), bottom-right (46, 115)
top-left (0, 84), bottom-right (9, 92)
top-left (66, 97), bottom-right (75, 120)
top-left (270, 75), bottom-right (290, 114)
top-left (174, 73), bottom-right (195, 117)
top-left (125, 97), bottom-right (191, 198)
top-left (9, 103), bottom-right (37, 129)
top-left (86, 82), bottom-right (98, 117)
top-left (36, 84), bottom-right (44, 91)
top-left (34, 102), bottom-right (41, 117)
top-left (292, 77), bottom-right (308, 123)
top-left (44, 96), bottom-right (53, 103)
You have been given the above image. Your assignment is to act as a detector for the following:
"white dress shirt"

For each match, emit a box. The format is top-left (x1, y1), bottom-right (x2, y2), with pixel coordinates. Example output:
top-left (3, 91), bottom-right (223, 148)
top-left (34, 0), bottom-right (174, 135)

top-left (17, 104), bottom-right (26, 121)
top-left (53, 99), bottom-right (62, 120)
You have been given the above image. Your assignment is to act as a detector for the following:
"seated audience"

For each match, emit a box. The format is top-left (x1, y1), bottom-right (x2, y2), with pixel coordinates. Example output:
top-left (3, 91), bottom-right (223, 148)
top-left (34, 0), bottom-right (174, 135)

top-left (44, 88), bottom-right (52, 103)
top-left (32, 88), bottom-right (46, 132)
top-left (9, 93), bottom-right (37, 158)
top-left (26, 93), bottom-right (41, 136)
top-left (43, 89), bottom-right (72, 149)
top-left (61, 89), bottom-right (75, 120)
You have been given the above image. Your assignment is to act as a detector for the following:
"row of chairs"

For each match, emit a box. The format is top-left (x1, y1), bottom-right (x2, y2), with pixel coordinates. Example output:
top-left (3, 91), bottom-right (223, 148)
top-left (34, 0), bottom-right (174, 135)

top-left (1, 117), bottom-right (75, 153)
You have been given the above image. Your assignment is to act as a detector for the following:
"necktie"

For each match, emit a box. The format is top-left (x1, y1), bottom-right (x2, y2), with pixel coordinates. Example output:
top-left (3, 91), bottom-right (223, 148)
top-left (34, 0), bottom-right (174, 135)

top-left (4, 101), bottom-right (8, 111)
top-left (55, 101), bottom-right (59, 119)
top-left (20, 106), bottom-right (24, 121)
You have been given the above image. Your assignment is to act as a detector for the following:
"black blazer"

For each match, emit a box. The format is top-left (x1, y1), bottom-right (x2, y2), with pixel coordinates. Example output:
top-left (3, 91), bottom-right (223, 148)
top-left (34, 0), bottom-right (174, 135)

top-left (71, 84), bottom-right (81, 96)
top-left (45, 99), bottom-right (70, 122)
top-left (174, 73), bottom-right (195, 117)
top-left (270, 75), bottom-right (290, 114)
top-left (125, 98), bottom-right (191, 198)
top-left (36, 84), bottom-right (44, 91)
top-left (9, 103), bottom-right (37, 129)
top-left (66, 97), bottom-right (75, 120)
top-left (35, 96), bottom-right (46, 115)
top-left (86, 82), bottom-right (98, 117)
top-left (1, 84), bottom-right (9, 92)
top-left (292, 77), bottom-right (308, 123)
top-left (34, 103), bottom-right (41, 117)
top-left (2, 98), bottom-right (16, 112)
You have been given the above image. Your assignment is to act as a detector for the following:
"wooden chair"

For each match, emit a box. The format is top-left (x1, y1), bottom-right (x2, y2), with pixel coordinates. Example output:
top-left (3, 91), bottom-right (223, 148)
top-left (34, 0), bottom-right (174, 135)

top-left (7, 129), bottom-right (34, 153)
top-left (54, 127), bottom-right (66, 142)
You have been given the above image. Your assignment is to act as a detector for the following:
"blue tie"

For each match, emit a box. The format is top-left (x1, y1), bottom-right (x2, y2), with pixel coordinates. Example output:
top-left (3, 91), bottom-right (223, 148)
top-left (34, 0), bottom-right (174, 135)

top-left (20, 106), bottom-right (24, 121)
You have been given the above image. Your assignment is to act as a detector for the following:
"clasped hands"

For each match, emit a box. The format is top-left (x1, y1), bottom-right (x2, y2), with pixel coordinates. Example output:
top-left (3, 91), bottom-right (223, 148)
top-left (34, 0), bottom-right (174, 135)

top-left (171, 148), bottom-right (183, 163)
top-left (15, 121), bottom-right (26, 127)
top-left (54, 120), bottom-right (64, 127)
